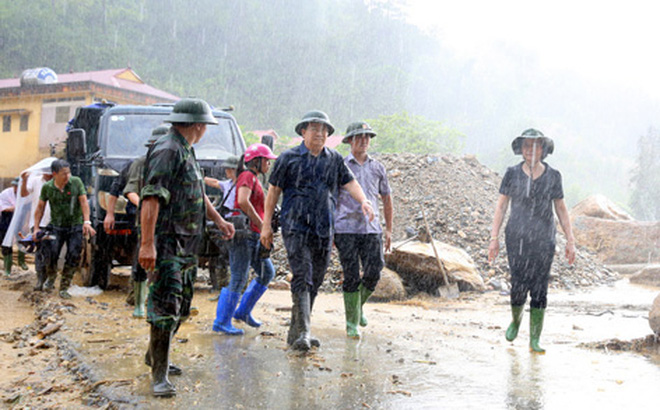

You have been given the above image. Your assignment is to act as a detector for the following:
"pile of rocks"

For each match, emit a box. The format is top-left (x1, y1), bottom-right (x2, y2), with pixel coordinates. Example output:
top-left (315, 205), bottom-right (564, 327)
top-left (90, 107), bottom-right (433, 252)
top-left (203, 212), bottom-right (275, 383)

top-left (269, 153), bottom-right (619, 294)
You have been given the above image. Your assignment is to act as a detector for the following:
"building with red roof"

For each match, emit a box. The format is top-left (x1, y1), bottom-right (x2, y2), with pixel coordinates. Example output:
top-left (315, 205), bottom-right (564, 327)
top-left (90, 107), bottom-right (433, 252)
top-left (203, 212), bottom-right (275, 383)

top-left (0, 67), bottom-right (178, 180)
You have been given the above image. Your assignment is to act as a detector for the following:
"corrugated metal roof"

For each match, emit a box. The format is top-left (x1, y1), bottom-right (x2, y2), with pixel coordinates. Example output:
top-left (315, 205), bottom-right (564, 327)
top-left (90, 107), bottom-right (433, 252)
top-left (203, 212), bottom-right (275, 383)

top-left (0, 68), bottom-right (178, 101)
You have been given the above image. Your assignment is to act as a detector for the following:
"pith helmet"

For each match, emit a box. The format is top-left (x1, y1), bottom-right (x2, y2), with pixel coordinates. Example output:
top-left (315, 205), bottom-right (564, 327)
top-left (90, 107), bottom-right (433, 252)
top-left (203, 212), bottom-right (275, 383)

top-left (224, 155), bottom-right (240, 169)
top-left (511, 128), bottom-right (554, 158)
top-left (342, 121), bottom-right (377, 144)
top-left (164, 98), bottom-right (218, 125)
top-left (146, 124), bottom-right (170, 146)
top-left (294, 110), bottom-right (335, 136)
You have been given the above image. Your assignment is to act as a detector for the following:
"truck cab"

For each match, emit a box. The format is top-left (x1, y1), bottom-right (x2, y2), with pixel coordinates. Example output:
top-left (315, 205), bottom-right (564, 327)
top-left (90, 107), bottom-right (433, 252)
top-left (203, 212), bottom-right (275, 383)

top-left (67, 103), bottom-right (245, 288)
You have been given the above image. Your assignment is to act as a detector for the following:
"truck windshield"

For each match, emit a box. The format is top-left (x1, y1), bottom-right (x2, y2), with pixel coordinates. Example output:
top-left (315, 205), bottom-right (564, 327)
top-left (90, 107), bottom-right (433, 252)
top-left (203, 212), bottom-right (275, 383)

top-left (105, 113), bottom-right (242, 160)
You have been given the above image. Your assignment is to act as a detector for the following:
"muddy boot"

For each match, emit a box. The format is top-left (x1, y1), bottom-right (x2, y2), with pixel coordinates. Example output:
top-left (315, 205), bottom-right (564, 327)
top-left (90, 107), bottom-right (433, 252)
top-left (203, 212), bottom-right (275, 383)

top-left (126, 278), bottom-right (135, 305)
top-left (307, 293), bottom-right (321, 348)
top-left (505, 304), bottom-right (525, 342)
top-left (145, 343), bottom-right (183, 376)
top-left (358, 283), bottom-right (374, 327)
top-left (59, 266), bottom-right (75, 299)
top-left (33, 269), bottom-right (46, 291)
top-left (343, 291), bottom-right (361, 339)
top-left (529, 307), bottom-right (546, 354)
top-left (17, 251), bottom-right (28, 271)
top-left (3, 247), bottom-right (12, 276)
top-left (234, 279), bottom-right (268, 328)
top-left (133, 280), bottom-right (147, 318)
top-left (291, 291), bottom-right (312, 351)
top-left (287, 295), bottom-right (300, 346)
top-left (212, 288), bottom-right (244, 335)
top-left (149, 325), bottom-right (176, 397)
top-left (43, 276), bottom-right (55, 291)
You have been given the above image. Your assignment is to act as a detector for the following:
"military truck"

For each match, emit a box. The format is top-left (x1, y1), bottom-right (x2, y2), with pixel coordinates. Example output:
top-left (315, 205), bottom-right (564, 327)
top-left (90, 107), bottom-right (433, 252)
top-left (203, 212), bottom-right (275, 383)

top-left (66, 102), bottom-right (245, 289)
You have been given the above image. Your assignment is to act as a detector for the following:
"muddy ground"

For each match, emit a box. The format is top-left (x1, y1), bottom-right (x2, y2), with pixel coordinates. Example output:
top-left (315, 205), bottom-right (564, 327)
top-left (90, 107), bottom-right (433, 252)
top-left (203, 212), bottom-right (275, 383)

top-left (1, 265), bottom-right (660, 409)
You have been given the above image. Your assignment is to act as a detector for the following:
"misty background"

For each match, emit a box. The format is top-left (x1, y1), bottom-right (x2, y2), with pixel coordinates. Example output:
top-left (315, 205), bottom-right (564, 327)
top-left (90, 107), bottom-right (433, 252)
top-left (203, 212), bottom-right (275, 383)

top-left (2, 0), bottom-right (659, 215)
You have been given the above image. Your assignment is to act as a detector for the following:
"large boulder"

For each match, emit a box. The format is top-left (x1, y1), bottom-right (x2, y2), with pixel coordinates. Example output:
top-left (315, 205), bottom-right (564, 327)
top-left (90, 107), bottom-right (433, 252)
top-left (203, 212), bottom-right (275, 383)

top-left (571, 194), bottom-right (633, 221)
top-left (371, 267), bottom-right (407, 301)
top-left (569, 195), bottom-right (660, 265)
top-left (570, 216), bottom-right (660, 264)
top-left (385, 239), bottom-right (485, 293)
top-left (650, 293), bottom-right (660, 335)
top-left (630, 265), bottom-right (660, 287)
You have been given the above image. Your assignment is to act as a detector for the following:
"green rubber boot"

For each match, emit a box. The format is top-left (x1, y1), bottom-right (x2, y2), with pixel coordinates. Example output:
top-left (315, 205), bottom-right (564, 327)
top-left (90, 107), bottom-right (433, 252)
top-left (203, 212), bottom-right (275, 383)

top-left (358, 283), bottom-right (374, 327)
top-left (343, 291), bottom-right (361, 339)
top-left (133, 280), bottom-right (147, 318)
top-left (529, 307), bottom-right (546, 354)
top-left (3, 252), bottom-right (11, 276)
top-left (17, 251), bottom-right (28, 271)
top-left (505, 305), bottom-right (525, 342)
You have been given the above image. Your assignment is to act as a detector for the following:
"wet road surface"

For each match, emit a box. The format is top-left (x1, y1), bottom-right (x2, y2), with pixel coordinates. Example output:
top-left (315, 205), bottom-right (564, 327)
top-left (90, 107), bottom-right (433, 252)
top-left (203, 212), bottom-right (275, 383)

top-left (63, 280), bottom-right (659, 409)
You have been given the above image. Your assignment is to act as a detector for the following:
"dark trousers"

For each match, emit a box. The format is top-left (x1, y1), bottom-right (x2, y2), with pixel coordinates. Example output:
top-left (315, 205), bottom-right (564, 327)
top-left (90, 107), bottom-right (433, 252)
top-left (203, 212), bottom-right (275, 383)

top-left (54, 225), bottom-right (83, 268)
top-left (506, 239), bottom-right (555, 309)
top-left (334, 233), bottom-right (384, 293)
top-left (282, 232), bottom-right (331, 295)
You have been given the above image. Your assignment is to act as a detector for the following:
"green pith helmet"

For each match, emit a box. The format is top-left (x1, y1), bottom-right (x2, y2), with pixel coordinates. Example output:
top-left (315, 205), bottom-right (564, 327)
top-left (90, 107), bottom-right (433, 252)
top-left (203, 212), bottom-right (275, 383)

top-left (164, 98), bottom-right (218, 125)
top-left (224, 155), bottom-right (240, 169)
top-left (511, 128), bottom-right (555, 158)
top-left (342, 121), bottom-right (377, 144)
top-left (294, 110), bottom-right (335, 136)
top-left (146, 124), bottom-right (170, 146)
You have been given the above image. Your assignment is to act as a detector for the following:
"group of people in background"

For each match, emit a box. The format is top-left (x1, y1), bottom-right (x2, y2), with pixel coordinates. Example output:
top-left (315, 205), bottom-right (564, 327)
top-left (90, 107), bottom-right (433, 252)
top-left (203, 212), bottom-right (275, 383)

top-left (0, 97), bottom-right (576, 398)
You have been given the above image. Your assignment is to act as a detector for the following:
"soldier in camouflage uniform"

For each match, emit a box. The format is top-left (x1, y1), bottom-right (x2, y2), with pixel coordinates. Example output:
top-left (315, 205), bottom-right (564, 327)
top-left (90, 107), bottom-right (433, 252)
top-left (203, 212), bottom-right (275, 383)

top-left (138, 99), bottom-right (234, 397)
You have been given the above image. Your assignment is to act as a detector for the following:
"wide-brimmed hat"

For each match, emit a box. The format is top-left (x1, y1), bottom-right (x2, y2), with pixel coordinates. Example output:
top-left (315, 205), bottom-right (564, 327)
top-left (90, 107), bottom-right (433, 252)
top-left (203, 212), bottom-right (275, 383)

top-left (342, 121), bottom-right (377, 144)
top-left (294, 110), bottom-right (335, 136)
top-left (511, 128), bottom-right (554, 158)
top-left (164, 98), bottom-right (218, 125)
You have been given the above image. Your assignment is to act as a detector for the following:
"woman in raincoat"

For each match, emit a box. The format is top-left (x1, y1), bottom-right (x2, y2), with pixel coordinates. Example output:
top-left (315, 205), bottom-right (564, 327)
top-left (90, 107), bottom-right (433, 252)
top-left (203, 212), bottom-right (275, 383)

top-left (488, 129), bottom-right (576, 353)
top-left (213, 143), bottom-right (278, 335)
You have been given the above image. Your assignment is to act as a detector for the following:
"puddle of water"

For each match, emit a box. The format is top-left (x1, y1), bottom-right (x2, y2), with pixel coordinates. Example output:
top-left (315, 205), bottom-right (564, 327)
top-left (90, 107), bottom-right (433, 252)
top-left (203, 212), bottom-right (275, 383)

top-left (65, 284), bottom-right (660, 409)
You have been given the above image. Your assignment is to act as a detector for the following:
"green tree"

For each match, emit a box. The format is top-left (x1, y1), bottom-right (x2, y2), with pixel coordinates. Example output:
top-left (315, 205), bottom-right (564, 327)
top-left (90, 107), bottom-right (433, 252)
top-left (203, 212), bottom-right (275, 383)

top-left (630, 128), bottom-right (660, 221)
top-left (366, 112), bottom-right (464, 154)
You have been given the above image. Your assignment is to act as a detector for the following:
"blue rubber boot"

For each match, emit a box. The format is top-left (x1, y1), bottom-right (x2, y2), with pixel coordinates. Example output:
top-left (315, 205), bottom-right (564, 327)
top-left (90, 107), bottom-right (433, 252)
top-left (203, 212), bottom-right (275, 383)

top-left (212, 288), bottom-right (244, 335)
top-left (234, 279), bottom-right (268, 328)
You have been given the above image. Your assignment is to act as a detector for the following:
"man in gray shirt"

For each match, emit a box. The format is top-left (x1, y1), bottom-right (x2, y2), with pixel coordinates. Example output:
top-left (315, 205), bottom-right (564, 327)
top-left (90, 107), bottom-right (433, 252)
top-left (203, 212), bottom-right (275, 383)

top-left (334, 121), bottom-right (393, 339)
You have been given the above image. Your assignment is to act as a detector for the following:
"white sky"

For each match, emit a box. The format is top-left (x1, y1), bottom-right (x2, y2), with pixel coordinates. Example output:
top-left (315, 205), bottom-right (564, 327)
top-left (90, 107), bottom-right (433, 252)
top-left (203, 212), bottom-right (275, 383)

top-left (405, 0), bottom-right (660, 97)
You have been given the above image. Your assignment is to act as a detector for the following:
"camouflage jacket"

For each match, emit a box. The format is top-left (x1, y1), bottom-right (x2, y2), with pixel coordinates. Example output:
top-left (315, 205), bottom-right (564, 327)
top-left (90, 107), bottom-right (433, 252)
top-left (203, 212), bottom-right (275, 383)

top-left (141, 129), bottom-right (205, 244)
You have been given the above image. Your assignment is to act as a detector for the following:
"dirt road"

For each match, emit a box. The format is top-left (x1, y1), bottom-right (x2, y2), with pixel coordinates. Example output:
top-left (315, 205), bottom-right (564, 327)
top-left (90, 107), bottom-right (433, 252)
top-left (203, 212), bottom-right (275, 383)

top-left (1, 268), bottom-right (659, 409)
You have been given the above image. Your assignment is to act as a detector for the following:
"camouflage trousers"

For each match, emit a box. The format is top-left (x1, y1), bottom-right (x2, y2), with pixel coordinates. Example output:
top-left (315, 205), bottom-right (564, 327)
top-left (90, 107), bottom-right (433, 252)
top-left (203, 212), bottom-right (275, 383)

top-left (147, 235), bottom-right (198, 331)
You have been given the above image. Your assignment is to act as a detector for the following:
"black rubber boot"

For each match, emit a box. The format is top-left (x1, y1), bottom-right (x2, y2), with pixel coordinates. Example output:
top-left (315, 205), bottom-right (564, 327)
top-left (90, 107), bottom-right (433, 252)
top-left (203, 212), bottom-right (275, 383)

top-left (149, 325), bottom-right (176, 397)
top-left (145, 322), bottom-right (183, 376)
top-left (291, 292), bottom-right (311, 351)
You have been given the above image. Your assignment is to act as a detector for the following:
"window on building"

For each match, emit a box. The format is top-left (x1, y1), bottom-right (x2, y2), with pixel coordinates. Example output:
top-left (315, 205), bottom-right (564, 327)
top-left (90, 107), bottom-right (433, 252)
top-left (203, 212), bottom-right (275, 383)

top-left (55, 106), bottom-right (70, 123)
top-left (2, 116), bottom-right (10, 132)
top-left (20, 114), bottom-right (29, 131)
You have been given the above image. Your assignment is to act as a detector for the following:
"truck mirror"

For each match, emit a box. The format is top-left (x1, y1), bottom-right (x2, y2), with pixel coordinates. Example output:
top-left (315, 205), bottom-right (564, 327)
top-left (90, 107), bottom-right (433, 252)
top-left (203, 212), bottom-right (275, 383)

top-left (67, 128), bottom-right (87, 159)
